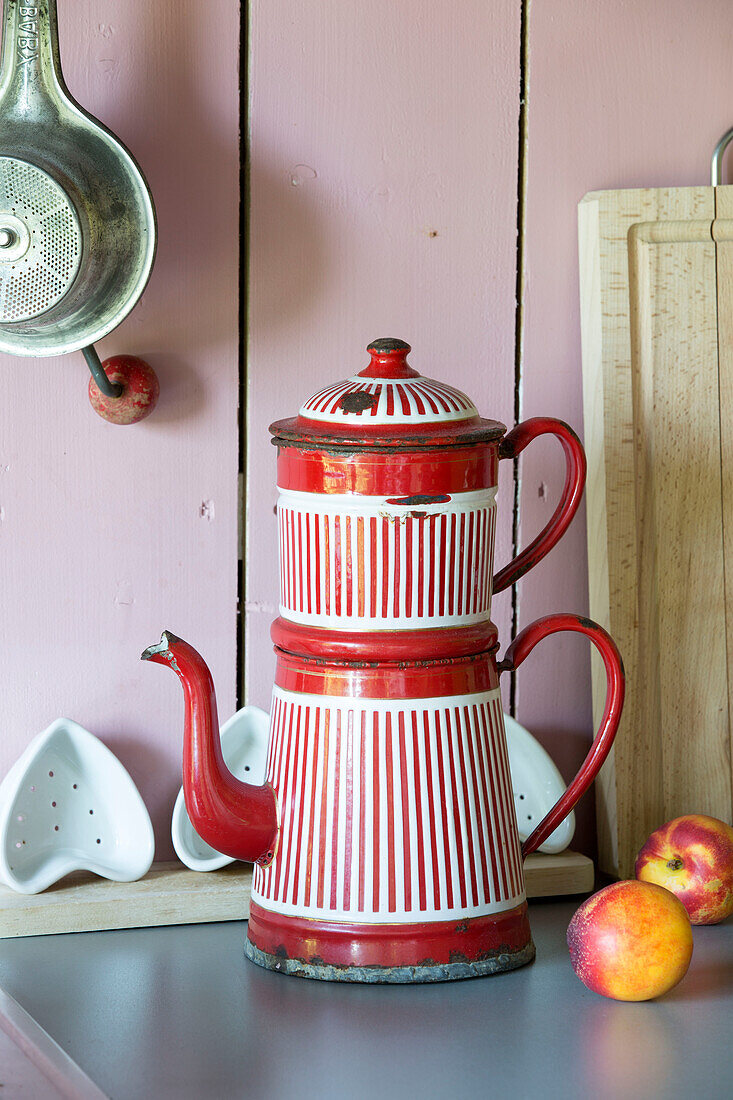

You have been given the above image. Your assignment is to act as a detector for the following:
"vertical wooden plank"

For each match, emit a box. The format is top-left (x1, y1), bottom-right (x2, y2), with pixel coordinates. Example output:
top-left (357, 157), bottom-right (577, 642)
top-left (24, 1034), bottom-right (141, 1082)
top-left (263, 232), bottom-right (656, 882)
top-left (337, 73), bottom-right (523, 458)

top-left (0, 1), bottom-right (240, 859)
top-left (712, 186), bottom-right (733, 817)
top-left (581, 189), bottom-right (716, 875)
top-left (521, 0), bottom-right (733, 857)
top-left (629, 217), bottom-right (729, 843)
top-left (578, 193), bottom-right (617, 869)
top-left (580, 187), bottom-right (733, 876)
top-left (246, 0), bottom-right (521, 708)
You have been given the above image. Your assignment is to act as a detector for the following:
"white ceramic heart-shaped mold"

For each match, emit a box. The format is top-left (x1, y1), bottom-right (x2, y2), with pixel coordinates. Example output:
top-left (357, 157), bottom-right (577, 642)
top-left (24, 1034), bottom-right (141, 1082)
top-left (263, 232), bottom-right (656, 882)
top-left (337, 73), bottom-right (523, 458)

top-left (504, 712), bottom-right (575, 854)
top-left (0, 718), bottom-right (155, 894)
top-left (171, 706), bottom-right (269, 871)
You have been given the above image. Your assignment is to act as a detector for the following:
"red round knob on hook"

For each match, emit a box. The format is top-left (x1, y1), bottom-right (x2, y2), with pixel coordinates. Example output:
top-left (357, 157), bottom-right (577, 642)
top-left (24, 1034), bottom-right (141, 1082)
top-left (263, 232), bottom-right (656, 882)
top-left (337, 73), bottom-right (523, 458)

top-left (88, 355), bottom-right (160, 424)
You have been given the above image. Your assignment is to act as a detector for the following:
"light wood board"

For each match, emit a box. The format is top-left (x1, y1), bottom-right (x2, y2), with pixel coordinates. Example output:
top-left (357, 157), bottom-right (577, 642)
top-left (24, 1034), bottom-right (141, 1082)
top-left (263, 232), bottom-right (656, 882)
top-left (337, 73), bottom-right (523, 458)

top-left (0, 853), bottom-right (594, 939)
top-left (522, 850), bottom-right (594, 899)
top-left (579, 186), bottom-right (733, 877)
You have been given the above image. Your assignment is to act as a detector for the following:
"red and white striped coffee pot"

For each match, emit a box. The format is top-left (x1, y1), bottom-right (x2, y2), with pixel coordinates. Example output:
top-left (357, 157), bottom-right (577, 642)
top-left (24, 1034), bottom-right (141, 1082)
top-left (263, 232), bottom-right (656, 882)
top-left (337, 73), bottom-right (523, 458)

top-left (143, 338), bottom-right (624, 983)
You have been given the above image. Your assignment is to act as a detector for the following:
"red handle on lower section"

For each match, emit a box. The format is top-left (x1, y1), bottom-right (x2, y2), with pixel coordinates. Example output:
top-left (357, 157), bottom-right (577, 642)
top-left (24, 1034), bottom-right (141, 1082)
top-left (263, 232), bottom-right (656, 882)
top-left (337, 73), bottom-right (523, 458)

top-left (498, 613), bottom-right (625, 858)
top-left (493, 418), bottom-right (586, 594)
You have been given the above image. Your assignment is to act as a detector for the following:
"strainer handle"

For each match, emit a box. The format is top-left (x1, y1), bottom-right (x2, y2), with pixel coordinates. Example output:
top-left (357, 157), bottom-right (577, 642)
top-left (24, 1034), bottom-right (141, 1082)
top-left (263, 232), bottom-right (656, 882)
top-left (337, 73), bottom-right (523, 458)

top-left (81, 347), bottom-right (122, 400)
top-left (0, 0), bottom-right (64, 112)
top-left (82, 346), bottom-right (124, 399)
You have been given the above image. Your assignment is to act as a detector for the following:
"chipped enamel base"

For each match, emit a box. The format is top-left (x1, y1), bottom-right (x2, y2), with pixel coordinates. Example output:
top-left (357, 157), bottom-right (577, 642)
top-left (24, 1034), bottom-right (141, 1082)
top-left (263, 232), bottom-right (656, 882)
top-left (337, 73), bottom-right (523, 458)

top-left (244, 937), bottom-right (536, 983)
top-left (505, 713), bottom-right (574, 854)
top-left (0, 719), bottom-right (154, 894)
top-left (171, 706), bottom-right (269, 871)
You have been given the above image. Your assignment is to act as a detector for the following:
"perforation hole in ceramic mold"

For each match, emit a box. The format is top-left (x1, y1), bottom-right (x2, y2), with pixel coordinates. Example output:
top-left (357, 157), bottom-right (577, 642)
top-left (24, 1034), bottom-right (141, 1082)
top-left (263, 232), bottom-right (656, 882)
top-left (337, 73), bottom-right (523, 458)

top-left (6, 768), bottom-right (105, 874)
top-left (0, 719), bottom-right (154, 894)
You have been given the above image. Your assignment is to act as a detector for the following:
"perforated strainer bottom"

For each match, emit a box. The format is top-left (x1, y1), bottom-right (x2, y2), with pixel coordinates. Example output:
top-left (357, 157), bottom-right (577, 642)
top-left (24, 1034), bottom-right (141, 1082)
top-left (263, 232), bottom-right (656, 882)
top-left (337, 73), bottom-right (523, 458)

top-left (0, 157), bottom-right (82, 323)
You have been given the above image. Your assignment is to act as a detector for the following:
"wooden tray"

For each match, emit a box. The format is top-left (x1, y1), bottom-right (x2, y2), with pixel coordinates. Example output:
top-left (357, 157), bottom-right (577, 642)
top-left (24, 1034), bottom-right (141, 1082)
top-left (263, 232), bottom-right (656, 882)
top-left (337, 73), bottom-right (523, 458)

top-left (0, 853), bottom-right (594, 938)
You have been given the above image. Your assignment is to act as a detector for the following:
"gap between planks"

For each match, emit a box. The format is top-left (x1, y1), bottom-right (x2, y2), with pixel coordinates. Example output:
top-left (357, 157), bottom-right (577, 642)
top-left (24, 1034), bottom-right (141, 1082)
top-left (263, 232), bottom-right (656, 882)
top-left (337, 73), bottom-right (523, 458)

top-left (0, 853), bottom-right (594, 939)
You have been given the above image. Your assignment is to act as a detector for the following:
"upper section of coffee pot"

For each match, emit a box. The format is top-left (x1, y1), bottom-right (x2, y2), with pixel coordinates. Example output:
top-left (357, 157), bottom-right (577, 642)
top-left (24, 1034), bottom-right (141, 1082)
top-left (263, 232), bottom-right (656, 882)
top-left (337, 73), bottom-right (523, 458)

top-left (270, 339), bottom-right (505, 448)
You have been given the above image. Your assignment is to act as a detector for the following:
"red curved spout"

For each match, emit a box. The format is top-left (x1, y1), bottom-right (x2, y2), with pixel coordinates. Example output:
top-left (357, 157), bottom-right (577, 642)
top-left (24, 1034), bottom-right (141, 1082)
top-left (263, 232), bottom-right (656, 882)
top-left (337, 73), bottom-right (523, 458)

top-left (141, 632), bottom-right (278, 865)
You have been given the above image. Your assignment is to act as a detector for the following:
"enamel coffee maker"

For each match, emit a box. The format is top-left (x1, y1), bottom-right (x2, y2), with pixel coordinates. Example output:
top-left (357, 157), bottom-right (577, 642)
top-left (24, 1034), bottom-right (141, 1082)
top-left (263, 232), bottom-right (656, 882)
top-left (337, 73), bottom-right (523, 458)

top-left (143, 339), bottom-right (624, 983)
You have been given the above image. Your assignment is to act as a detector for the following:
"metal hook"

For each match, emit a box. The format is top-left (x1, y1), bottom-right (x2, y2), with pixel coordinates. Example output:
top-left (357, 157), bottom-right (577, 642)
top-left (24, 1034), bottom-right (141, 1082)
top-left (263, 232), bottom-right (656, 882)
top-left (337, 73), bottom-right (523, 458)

top-left (81, 344), bottom-right (123, 399)
top-left (711, 127), bottom-right (733, 185)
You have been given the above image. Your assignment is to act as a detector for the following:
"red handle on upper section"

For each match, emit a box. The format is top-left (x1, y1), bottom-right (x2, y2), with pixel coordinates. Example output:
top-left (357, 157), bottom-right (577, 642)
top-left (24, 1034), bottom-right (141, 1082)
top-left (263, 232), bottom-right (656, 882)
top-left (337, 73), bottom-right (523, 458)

top-left (498, 612), bottom-right (625, 858)
top-left (493, 418), bottom-right (586, 595)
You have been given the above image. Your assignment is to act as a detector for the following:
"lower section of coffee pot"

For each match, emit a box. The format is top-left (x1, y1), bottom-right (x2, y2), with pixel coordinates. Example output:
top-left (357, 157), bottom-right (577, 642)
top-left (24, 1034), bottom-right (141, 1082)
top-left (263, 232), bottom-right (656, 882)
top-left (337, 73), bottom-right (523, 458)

top-left (244, 899), bottom-right (535, 983)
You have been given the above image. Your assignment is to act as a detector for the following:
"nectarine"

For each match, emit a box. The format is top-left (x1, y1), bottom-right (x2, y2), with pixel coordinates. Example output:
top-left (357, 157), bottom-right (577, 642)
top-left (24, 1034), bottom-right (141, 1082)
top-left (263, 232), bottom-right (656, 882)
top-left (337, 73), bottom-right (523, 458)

top-left (567, 880), bottom-right (693, 1001)
top-left (635, 814), bottom-right (733, 925)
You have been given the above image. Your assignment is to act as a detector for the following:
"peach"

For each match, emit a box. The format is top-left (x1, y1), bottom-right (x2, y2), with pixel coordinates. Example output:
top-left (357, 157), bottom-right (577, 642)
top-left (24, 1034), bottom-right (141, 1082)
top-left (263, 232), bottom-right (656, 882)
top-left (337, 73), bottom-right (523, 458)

top-left (567, 880), bottom-right (693, 1001)
top-left (635, 814), bottom-right (733, 925)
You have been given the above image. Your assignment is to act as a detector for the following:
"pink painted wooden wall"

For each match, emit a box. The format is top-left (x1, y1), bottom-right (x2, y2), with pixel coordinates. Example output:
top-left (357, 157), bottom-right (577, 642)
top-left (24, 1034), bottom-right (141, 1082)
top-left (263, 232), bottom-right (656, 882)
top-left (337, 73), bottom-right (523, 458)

top-left (246, 0), bottom-right (521, 709)
top-left (517, 0), bottom-right (733, 849)
top-left (3, 0), bottom-right (732, 868)
top-left (0, 0), bottom-right (240, 860)
top-left (247, 0), bottom-right (733, 858)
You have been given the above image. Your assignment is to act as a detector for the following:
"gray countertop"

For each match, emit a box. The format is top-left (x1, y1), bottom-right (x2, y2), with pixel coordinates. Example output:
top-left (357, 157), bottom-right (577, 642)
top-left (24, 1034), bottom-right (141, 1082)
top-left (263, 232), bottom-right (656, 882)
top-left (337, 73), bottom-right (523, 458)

top-left (1, 898), bottom-right (731, 1100)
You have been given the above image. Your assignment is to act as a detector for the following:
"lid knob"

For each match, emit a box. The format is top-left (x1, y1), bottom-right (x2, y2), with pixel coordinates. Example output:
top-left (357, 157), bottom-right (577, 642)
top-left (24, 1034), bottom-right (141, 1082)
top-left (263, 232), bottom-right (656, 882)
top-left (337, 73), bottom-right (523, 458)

top-left (359, 338), bottom-right (420, 379)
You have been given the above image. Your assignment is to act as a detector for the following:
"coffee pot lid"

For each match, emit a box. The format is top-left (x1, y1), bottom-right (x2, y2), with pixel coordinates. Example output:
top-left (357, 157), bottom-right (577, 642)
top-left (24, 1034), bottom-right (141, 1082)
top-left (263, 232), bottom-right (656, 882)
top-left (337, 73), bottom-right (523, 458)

top-left (270, 339), bottom-right (504, 448)
top-left (300, 338), bottom-right (479, 426)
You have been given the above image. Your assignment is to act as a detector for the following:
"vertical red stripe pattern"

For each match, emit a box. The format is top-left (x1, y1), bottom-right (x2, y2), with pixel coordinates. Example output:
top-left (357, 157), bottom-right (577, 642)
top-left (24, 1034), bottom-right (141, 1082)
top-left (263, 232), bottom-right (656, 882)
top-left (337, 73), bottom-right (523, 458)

top-left (252, 687), bottom-right (525, 922)
top-left (298, 375), bottom-right (478, 424)
top-left (277, 492), bottom-right (497, 627)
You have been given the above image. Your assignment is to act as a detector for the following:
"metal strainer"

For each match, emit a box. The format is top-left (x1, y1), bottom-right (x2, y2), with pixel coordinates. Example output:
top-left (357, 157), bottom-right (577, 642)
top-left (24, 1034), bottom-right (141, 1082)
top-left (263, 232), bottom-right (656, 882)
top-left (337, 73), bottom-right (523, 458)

top-left (0, 0), bottom-right (155, 379)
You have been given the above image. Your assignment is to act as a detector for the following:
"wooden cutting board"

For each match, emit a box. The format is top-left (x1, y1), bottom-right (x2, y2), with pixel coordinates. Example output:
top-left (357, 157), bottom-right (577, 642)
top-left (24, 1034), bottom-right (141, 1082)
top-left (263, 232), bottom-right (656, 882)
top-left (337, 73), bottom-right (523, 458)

top-left (579, 185), bottom-right (733, 878)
